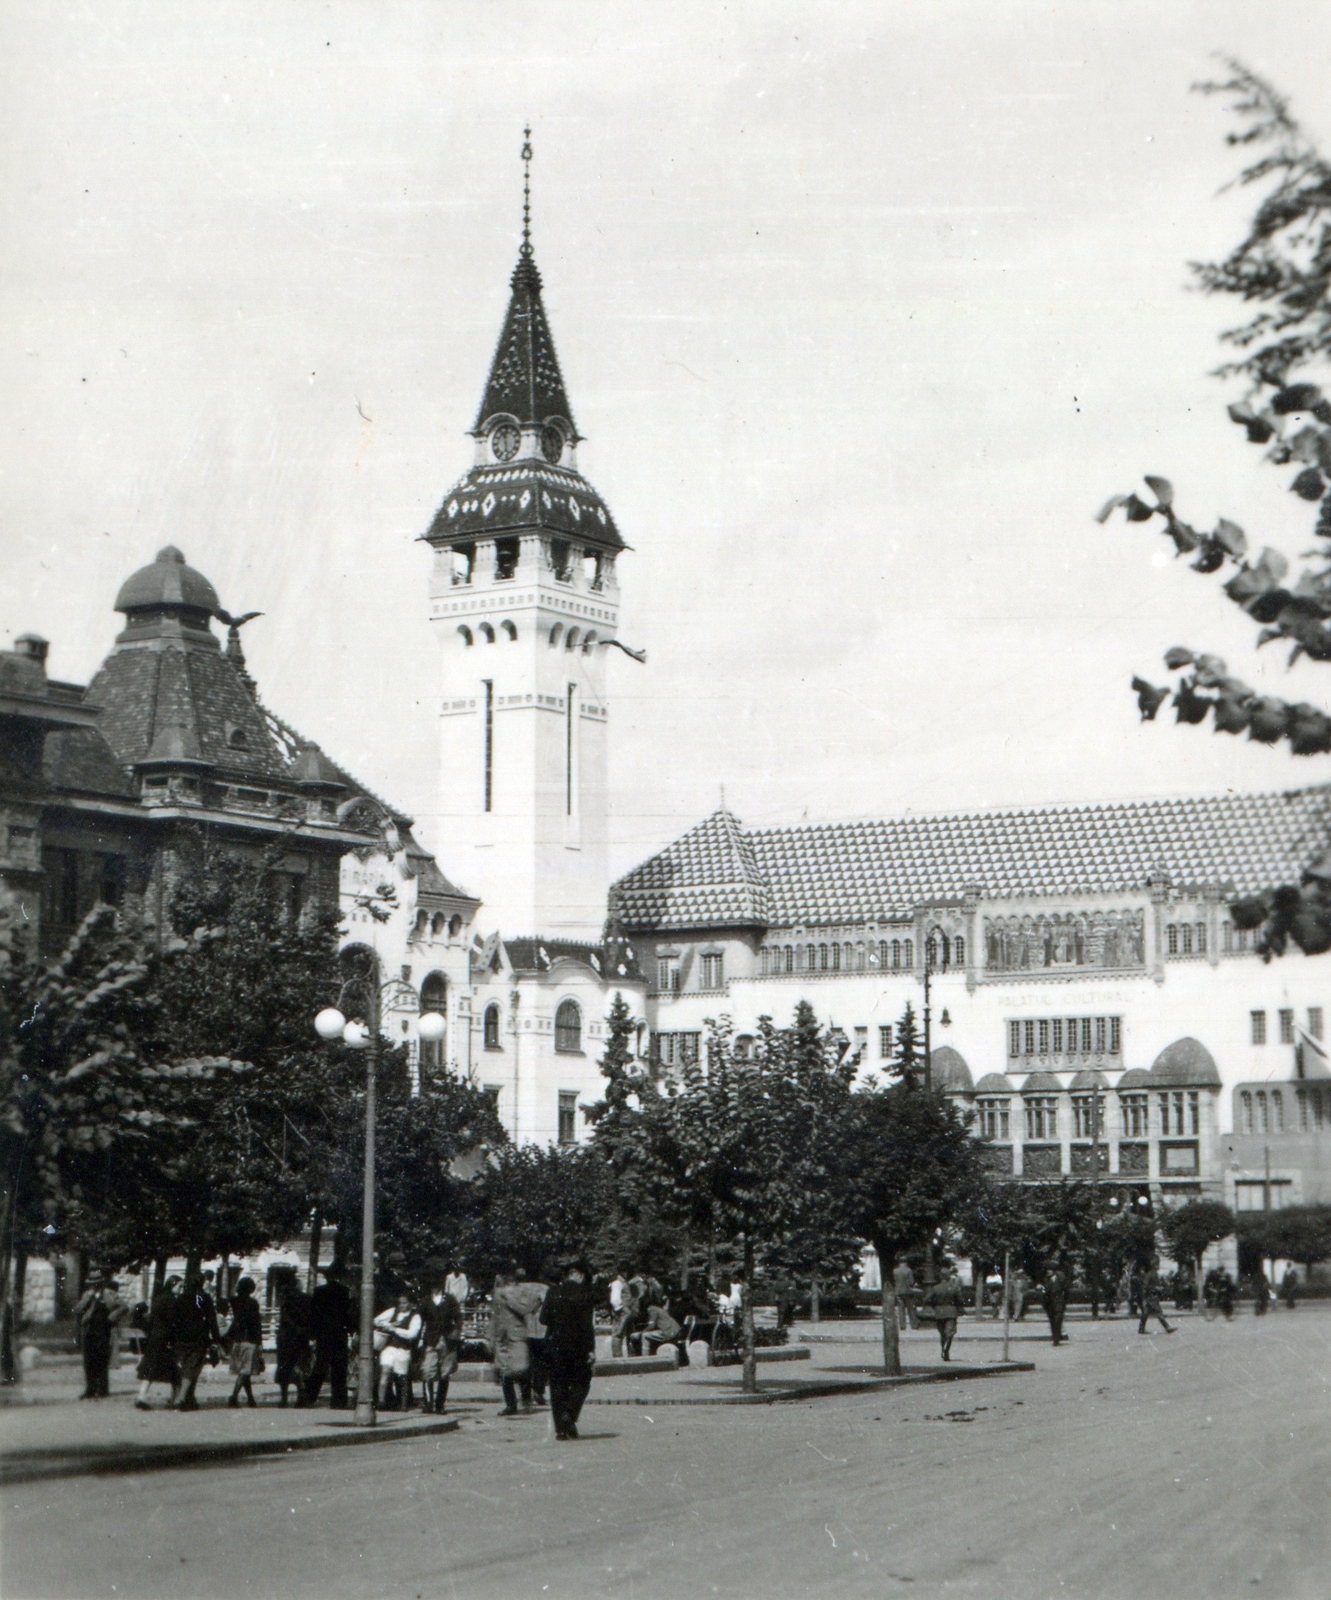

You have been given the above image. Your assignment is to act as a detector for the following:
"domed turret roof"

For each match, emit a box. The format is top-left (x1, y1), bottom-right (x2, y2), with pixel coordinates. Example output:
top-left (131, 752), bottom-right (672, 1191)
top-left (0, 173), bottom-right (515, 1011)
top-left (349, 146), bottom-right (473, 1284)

top-left (115, 547), bottom-right (219, 616)
top-left (1021, 1071), bottom-right (1062, 1092)
top-left (975, 1072), bottom-right (1013, 1093)
top-left (1150, 1037), bottom-right (1221, 1086)
top-left (1116, 1068), bottom-right (1152, 1090)
top-left (930, 1045), bottom-right (973, 1092)
top-left (1069, 1069), bottom-right (1110, 1090)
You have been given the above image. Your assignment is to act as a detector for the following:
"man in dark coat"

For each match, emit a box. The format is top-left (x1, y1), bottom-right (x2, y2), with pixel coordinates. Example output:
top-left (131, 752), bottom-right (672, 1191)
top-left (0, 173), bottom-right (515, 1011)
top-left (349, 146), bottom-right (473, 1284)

top-left (74, 1275), bottom-right (127, 1399)
top-left (274, 1274), bottom-right (313, 1407)
top-left (1043, 1265), bottom-right (1069, 1346)
top-left (172, 1272), bottom-right (221, 1411)
top-left (1137, 1260), bottom-right (1176, 1335)
top-left (542, 1259), bottom-right (597, 1441)
top-left (304, 1265), bottom-right (354, 1408)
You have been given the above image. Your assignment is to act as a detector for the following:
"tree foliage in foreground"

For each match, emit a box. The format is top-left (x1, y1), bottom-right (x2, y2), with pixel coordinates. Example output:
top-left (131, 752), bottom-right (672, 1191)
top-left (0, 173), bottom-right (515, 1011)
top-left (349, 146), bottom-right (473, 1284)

top-left (1099, 62), bottom-right (1331, 957)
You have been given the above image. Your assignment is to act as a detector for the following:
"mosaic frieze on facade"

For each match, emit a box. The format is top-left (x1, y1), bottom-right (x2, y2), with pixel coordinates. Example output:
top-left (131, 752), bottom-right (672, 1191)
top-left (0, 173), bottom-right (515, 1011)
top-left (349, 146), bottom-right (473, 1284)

top-left (983, 909), bottom-right (1145, 973)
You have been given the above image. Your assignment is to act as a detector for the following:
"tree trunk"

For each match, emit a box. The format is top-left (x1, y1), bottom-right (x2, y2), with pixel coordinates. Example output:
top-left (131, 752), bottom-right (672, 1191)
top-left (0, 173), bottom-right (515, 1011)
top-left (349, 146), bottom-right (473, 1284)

top-left (185, 1250), bottom-right (203, 1282)
top-left (0, 1185), bottom-right (15, 1384)
top-left (306, 1212), bottom-right (324, 1295)
top-left (152, 1257), bottom-right (167, 1296)
top-left (878, 1240), bottom-right (902, 1376)
top-left (810, 1275), bottom-right (821, 1324)
top-left (741, 1237), bottom-right (757, 1395)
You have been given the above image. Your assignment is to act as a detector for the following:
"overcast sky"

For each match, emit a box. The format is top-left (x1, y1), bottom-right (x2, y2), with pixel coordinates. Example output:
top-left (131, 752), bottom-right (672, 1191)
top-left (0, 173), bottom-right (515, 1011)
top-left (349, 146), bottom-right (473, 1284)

top-left (4, 2), bottom-right (1331, 882)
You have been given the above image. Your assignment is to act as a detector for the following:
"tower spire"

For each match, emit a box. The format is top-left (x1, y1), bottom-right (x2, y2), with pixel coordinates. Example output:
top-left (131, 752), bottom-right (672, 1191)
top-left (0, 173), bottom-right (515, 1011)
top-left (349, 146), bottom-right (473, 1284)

top-left (521, 124), bottom-right (533, 257)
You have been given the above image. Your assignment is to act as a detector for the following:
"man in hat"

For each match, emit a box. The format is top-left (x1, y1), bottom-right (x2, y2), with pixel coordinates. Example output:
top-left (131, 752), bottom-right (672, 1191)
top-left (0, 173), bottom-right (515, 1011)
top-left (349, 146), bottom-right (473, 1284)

top-left (74, 1274), bottom-right (128, 1399)
top-left (304, 1263), bottom-right (354, 1408)
top-left (542, 1258), bottom-right (597, 1441)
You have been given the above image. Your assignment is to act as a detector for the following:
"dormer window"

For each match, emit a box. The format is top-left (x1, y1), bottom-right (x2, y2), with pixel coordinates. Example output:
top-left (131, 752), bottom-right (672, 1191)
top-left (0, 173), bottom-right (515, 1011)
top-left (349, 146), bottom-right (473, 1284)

top-left (226, 724), bottom-right (248, 750)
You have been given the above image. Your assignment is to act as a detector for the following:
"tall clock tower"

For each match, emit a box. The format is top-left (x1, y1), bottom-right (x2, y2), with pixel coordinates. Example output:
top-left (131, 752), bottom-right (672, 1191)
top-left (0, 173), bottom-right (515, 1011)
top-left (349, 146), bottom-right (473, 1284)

top-left (421, 164), bottom-right (626, 941)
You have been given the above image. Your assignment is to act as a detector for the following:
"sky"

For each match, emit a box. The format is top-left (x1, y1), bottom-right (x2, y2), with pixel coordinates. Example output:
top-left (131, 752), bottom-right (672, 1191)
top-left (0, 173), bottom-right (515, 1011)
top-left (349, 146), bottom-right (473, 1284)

top-left (3, 1), bottom-right (1331, 883)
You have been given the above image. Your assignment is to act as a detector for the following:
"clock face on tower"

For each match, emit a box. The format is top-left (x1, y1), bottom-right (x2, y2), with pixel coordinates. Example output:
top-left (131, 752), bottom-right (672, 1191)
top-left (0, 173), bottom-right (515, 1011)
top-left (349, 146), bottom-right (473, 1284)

top-left (540, 426), bottom-right (563, 464)
top-left (491, 424), bottom-right (520, 462)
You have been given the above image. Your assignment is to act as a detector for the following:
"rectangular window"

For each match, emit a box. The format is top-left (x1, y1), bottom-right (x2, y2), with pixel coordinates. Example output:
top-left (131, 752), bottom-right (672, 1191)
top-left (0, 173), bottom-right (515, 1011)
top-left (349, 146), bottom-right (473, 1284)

top-left (979, 1099), bottom-right (1010, 1140)
top-left (679, 1033), bottom-right (700, 1066)
top-left (95, 852), bottom-right (125, 907)
top-left (1110, 1017), bottom-right (1121, 1055)
top-left (566, 681), bottom-right (577, 816)
top-left (1072, 1096), bottom-right (1101, 1139)
top-left (1251, 1010), bottom-right (1267, 1046)
top-left (1009, 1021), bottom-right (1021, 1059)
top-left (1167, 924), bottom-right (1179, 955)
top-left (1038, 1019), bottom-right (1049, 1055)
top-left (557, 1091), bottom-right (578, 1146)
top-left (1196, 922), bottom-right (1207, 954)
top-left (1298, 1089), bottom-right (1310, 1131)
top-left (1279, 1008), bottom-right (1295, 1044)
top-left (1121, 1093), bottom-right (1148, 1138)
top-left (1024, 1098), bottom-right (1058, 1141)
top-left (1223, 922), bottom-right (1234, 953)
top-left (1051, 1018), bottom-right (1063, 1055)
top-left (1024, 1020), bottom-right (1035, 1056)
top-left (1159, 1092), bottom-right (1171, 1136)
top-left (1180, 924), bottom-right (1193, 955)
top-left (1310, 1007), bottom-right (1324, 1041)
top-left (1272, 1090), bottom-right (1284, 1132)
top-left (1068, 1018), bottom-right (1080, 1054)
top-left (700, 953), bottom-right (723, 990)
top-left (1081, 1017), bottom-right (1093, 1054)
top-left (1188, 1091), bottom-right (1199, 1136)
top-left (482, 1083), bottom-right (501, 1108)
top-left (879, 1025), bottom-right (893, 1059)
top-left (483, 679), bottom-right (494, 813)
top-left (1095, 1017), bottom-right (1106, 1055)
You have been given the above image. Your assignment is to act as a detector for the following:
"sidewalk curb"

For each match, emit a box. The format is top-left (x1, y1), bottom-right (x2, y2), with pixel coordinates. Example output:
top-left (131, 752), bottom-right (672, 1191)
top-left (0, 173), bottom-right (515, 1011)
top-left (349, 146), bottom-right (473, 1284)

top-left (0, 1413), bottom-right (460, 1487)
top-left (586, 1360), bottom-right (1036, 1406)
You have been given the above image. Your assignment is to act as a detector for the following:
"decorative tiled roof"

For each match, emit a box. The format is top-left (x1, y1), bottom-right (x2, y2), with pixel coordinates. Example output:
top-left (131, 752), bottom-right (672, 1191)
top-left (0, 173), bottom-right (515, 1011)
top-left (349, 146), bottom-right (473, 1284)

top-left (930, 1045), bottom-right (973, 1092)
top-left (610, 809), bottom-right (774, 932)
top-left (473, 247), bottom-right (576, 437)
top-left (974, 1072), bottom-right (1014, 1093)
top-left (423, 459), bottom-right (623, 553)
top-left (42, 727), bottom-right (135, 798)
top-left (612, 791), bottom-right (1331, 933)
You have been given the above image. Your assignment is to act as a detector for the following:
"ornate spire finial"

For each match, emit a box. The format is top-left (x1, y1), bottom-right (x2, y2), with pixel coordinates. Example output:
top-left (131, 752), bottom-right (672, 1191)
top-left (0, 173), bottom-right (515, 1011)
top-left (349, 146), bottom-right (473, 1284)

top-left (521, 124), bottom-right (533, 256)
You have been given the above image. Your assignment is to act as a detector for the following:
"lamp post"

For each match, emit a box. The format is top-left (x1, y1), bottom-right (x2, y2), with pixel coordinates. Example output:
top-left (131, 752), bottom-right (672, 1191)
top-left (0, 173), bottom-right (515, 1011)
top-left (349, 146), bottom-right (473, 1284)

top-left (314, 1002), bottom-right (446, 1426)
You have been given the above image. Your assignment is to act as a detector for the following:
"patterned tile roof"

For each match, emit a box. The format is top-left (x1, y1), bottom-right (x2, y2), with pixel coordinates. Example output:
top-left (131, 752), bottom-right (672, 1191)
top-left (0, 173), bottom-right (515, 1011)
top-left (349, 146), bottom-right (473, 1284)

top-left (612, 791), bottom-right (1331, 933)
top-left (609, 809), bottom-right (773, 932)
top-left (474, 247), bottom-right (576, 437)
top-left (502, 937), bottom-right (643, 983)
top-left (423, 459), bottom-right (623, 553)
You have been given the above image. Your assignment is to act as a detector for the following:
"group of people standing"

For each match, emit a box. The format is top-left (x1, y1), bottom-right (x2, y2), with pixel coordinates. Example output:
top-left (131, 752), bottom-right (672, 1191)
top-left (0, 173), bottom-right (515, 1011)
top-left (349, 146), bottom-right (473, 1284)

top-left (132, 1269), bottom-right (266, 1410)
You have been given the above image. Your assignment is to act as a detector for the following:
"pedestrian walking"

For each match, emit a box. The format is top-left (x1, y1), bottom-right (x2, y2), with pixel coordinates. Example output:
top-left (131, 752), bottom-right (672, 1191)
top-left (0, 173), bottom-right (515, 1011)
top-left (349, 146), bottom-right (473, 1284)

top-left (1174, 1262), bottom-right (1196, 1312)
top-left (920, 1266), bottom-right (965, 1361)
top-left (418, 1279), bottom-right (463, 1414)
top-left (984, 1268), bottom-right (1004, 1318)
top-left (1127, 1265), bottom-right (1144, 1321)
top-left (1137, 1260), bottom-right (1176, 1335)
top-left (513, 1267), bottom-right (551, 1405)
top-left (274, 1273), bottom-right (312, 1407)
top-left (543, 1258), bottom-right (597, 1441)
top-left (1281, 1266), bottom-right (1299, 1309)
top-left (374, 1293), bottom-right (422, 1412)
top-left (74, 1274), bottom-right (128, 1399)
top-left (893, 1259), bottom-right (920, 1331)
top-left (1011, 1268), bottom-right (1030, 1321)
top-left (172, 1271), bottom-right (221, 1411)
top-left (225, 1278), bottom-right (265, 1407)
top-left (490, 1272), bottom-right (534, 1415)
top-left (1215, 1267), bottom-right (1236, 1320)
top-left (1043, 1264), bottom-right (1069, 1346)
top-left (135, 1275), bottom-right (182, 1409)
top-left (304, 1264), bottom-right (354, 1408)
top-left (1251, 1267), bottom-right (1270, 1315)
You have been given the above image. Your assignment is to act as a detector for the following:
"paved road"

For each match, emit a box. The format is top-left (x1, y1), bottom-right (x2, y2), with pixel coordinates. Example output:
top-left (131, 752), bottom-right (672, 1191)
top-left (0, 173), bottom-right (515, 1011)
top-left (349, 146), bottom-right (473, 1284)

top-left (4, 1310), bottom-right (1328, 1600)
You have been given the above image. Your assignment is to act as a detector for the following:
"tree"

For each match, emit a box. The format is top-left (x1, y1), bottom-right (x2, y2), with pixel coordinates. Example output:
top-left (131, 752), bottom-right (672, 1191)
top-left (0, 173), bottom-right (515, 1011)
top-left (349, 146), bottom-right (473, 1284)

top-left (1240, 1203), bottom-right (1331, 1279)
top-left (1098, 63), bottom-right (1331, 956)
top-left (1159, 1199), bottom-right (1235, 1282)
top-left (0, 905), bottom-right (245, 1377)
top-left (591, 1004), bottom-right (859, 1393)
top-left (887, 1001), bottom-right (923, 1090)
top-left (460, 1145), bottom-right (614, 1285)
top-left (839, 1086), bottom-right (985, 1375)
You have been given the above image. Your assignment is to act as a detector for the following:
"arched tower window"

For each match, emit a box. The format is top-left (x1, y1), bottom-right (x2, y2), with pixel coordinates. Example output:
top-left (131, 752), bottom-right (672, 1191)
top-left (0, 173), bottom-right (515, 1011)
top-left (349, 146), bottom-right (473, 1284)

top-left (457, 625), bottom-right (473, 647)
top-left (419, 972), bottom-right (447, 1076)
top-left (891, 940), bottom-right (901, 969)
top-left (954, 935), bottom-right (965, 968)
top-left (479, 622), bottom-right (495, 644)
top-left (483, 1003), bottom-right (501, 1051)
top-left (549, 622), bottom-right (564, 648)
top-left (501, 619), bottom-right (518, 642)
top-left (431, 912), bottom-right (446, 936)
top-left (555, 1000), bottom-right (582, 1053)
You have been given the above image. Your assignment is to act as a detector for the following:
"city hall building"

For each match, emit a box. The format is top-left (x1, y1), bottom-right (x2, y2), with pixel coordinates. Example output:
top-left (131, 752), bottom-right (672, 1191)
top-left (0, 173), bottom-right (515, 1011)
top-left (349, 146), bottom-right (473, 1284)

top-left (610, 797), bottom-right (1331, 1213)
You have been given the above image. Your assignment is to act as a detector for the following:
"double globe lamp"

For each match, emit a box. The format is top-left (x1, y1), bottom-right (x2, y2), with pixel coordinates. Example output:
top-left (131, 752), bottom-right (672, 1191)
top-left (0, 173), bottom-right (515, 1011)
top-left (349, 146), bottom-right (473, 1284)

top-left (313, 1004), bottom-right (447, 1424)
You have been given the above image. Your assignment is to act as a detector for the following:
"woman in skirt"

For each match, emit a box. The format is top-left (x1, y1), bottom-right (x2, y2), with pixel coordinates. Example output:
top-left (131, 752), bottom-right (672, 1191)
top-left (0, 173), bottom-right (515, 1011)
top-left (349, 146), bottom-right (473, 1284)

top-left (226, 1278), bottom-right (265, 1407)
top-left (135, 1275), bottom-right (182, 1410)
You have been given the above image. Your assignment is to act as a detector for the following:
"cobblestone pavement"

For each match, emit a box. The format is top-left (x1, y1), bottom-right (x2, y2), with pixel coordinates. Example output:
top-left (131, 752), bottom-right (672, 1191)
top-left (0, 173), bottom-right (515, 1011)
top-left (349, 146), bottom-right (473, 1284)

top-left (3, 1307), bottom-right (1328, 1600)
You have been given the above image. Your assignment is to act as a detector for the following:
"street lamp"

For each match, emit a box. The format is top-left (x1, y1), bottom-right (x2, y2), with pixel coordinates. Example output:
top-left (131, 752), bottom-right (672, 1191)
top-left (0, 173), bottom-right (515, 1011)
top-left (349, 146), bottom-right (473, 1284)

top-left (313, 1002), bottom-right (446, 1426)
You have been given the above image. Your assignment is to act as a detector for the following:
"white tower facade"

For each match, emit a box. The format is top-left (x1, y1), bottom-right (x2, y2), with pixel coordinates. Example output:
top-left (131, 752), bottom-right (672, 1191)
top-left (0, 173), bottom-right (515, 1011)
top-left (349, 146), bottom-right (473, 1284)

top-left (421, 204), bottom-right (627, 942)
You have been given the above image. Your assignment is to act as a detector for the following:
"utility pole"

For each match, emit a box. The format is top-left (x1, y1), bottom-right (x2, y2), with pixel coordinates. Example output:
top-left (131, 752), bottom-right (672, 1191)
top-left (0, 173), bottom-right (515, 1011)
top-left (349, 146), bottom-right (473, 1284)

top-left (922, 952), bottom-right (933, 1093)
